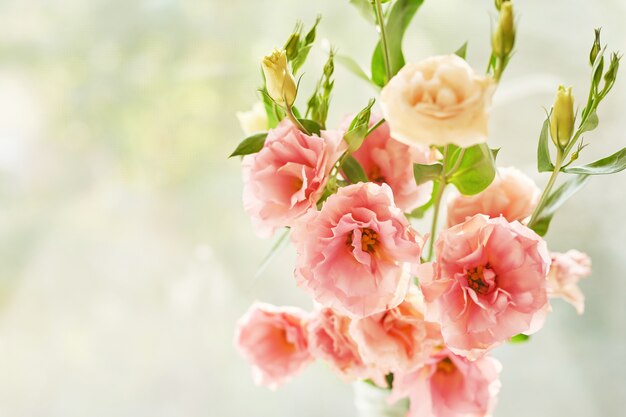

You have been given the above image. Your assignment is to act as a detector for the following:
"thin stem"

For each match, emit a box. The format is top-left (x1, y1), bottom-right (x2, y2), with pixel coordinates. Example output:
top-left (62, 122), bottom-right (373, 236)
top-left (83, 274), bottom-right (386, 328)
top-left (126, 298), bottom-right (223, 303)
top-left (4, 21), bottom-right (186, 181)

top-left (366, 118), bottom-right (385, 137)
top-left (426, 146), bottom-right (449, 261)
top-left (285, 104), bottom-right (310, 135)
top-left (373, 0), bottom-right (392, 82)
top-left (527, 149), bottom-right (564, 228)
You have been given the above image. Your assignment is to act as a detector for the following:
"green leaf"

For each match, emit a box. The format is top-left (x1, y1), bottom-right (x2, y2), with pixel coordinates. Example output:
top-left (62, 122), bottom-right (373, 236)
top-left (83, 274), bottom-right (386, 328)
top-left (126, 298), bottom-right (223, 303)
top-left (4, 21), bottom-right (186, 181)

top-left (446, 144), bottom-right (497, 195)
top-left (229, 132), bottom-right (268, 158)
top-left (455, 42), bottom-right (468, 59)
top-left (336, 54), bottom-right (374, 86)
top-left (579, 110), bottom-right (599, 133)
top-left (341, 155), bottom-right (369, 183)
top-left (371, 0), bottom-right (425, 87)
top-left (509, 334), bottom-right (530, 344)
top-left (413, 163), bottom-right (442, 185)
top-left (562, 147), bottom-right (626, 175)
top-left (530, 174), bottom-right (590, 236)
top-left (307, 50), bottom-right (335, 128)
top-left (407, 180), bottom-right (439, 218)
top-left (343, 99), bottom-right (375, 153)
top-left (537, 115), bottom-right (555, 172)
top-left (298, 119), bottom-right (322, 136)
top-left (349, 0), bottom-right (376, 23)
top-left (260, 88), bottom-right (281, 128)
top-left (290, 16), bottom-right (321, 75)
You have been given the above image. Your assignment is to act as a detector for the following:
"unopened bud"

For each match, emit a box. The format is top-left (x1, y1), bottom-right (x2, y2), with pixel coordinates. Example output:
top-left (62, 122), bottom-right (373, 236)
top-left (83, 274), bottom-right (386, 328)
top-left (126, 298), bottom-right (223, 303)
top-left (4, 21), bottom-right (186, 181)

top-left (550, 86), bottom-right (575, 149)
top-left (494, 0), bottom-right (508, 11)
top-left (262, 49), bottom-right (297, 107)
top-left (284, 32), bottom-right (300, 62)
top-left (602, 52), bottom-right (620, 94)
top-left (589, 28), bottom-right (602, 66)
top-left (492, 2), bottom-right (515, 56)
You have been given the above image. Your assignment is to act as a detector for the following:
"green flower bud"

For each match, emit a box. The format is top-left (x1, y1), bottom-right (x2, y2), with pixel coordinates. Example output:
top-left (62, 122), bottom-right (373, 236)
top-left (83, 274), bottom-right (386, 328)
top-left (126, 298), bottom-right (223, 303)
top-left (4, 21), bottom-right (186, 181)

top-left (283, 32), bottom-right (301, 62)
top-left (602, 52), bottom-right (621, 95)
top-left (492, 2), bottom-right (515, 56)
top-left (494, 0), bottom-right (509, 11)
top-left (589, 28), bottom-right (602, 66)
top-left (262, 49), bottom-right (297, 107)
top-left (550, 86), bottom-right (575, 149)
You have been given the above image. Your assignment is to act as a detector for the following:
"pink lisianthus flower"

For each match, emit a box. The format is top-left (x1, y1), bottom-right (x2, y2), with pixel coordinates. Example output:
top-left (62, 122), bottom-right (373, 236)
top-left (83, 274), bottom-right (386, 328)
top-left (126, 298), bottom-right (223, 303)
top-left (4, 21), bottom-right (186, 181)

top-left (446, 167), bottom-right (540, 227)
top-left (291, 182), bottom-right (424, 318)
top-left (242, 120), bottom-right (344, 237)
top-left (234, 302), bottom-right (312, 389)
top-left (417, 214), bottom-right (551, 359)
top-left (547, 250), bottom-right (592, 314)
top-left (389, 348), bottom-right (502, 417)
top-left (343, 114), bottom-right (437, 212)
top-left (307, 307), bottom-right (370, 381)
top-left (349, 289), bottom-right (442, 375)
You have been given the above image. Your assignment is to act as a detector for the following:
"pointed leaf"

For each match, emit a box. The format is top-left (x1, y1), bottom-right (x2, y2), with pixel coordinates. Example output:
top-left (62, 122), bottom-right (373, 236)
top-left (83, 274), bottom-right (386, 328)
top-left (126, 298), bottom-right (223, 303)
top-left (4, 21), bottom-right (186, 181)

top-left (509, 334), bottom-right (530, 344)
top-left (413, 163), bottom-right (442, 185)
top-left (579, 110), bottom-right (599, 133)
top-left (446, 143), bottom-right (497, 195)
top-left (336, 54), bottom-right (374, 85)
top-left (455, 42), bottom-right (468, 59)
top-left (371, 0), bottom-right (425, 86)
top-left (341, 155), bottom-right (369, 183)
top-left (229, 133), bottom-right (268, 158)
top-left (537, 116), bottom-right (555, 172)
top-left (562, 147), bottom-right (626, 175)
top-left (530, 174), bottom-right (590, 236)
top-left (298, 118), bottom-right (322, 136)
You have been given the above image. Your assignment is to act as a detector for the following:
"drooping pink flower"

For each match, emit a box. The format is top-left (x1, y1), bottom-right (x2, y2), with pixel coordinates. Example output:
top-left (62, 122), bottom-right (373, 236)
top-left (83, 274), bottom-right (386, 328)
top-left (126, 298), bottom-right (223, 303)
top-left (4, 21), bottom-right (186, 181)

top-left (547, 250), bottom-right (591, 314)
top-left (234, 302), bottom-right (312, 389)
top-left (349, 289), bottom-right (442, 375)
top-left (417, 214), bottom-right (551, 359)
top-left (389, 348), bottom-right (502, 417)
top-left (291, 182), bottom-right (424, 318)
top-left (242, 120), bottom-right (344, 237)
top-left (446, 167), bottom-right (540, 227)
top-left (343, 114), bottom-right (437, 212)
top-left (307, 307), bottom-right (369, 381)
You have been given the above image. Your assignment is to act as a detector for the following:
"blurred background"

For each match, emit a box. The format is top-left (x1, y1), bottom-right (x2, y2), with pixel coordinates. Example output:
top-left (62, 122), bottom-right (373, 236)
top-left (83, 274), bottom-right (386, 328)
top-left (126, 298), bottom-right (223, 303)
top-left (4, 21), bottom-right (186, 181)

top-left (0, 0), bottom-right (624, 416)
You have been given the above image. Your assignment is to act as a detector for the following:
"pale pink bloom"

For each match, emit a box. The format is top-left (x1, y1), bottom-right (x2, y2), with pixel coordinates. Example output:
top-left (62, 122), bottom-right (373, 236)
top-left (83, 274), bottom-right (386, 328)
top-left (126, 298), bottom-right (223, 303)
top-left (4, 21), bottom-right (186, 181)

top-left (446, 167), bottom-right (540, 227)
top-left (307, 307), bottom-right (369, 381)
top-left (417, 214), bottom-right (551, 359)
top-left (547, 250), bottom-right (591, 314)
top-left (389, 348), bottom-right (502, 417)
top-left (349, 290), bottom-right (442, 375)
top-left (242, 120), bottom-right (344, 237)
top-left (291, 182), bottom-right (424, 318)
top-left (343, 114), bottom-right (436, 212)
top-left (234, 302), bottom-right (312, 389)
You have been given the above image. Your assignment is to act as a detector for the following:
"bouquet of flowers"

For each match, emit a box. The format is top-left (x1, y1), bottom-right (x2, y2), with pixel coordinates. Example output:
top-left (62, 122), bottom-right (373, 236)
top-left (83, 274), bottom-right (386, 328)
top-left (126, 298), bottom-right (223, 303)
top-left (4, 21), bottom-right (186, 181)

top-left (230, 1), bottom-right (624, 415)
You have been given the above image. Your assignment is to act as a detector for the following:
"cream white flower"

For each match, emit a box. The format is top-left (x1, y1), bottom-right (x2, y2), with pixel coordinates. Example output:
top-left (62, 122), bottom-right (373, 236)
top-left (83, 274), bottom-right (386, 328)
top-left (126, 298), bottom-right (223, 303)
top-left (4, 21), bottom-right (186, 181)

top-left (236, 102), bottom-right (268, 136)
top-left (380, 55), bottom-right (495, 148)
top-left (261, 49), bottom-right (297, 107)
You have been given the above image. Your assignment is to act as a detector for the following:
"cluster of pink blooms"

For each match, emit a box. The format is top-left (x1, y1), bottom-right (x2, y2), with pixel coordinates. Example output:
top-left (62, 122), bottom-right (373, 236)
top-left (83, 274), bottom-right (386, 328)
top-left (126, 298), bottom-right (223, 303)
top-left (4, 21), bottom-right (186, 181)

top-left (234, 115), bottom-right (591, 417)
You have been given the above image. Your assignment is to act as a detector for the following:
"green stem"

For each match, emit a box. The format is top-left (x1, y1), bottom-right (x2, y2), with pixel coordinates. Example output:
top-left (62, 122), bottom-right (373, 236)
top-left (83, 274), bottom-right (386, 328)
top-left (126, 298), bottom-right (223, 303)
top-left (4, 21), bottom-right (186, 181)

top-left (426, 146), bottom-right (449, 261)
top-left (373, 0), bottom-right (392, 83)
top-left (285, 105), bottom-right (310, 135)
top-left (366, 118), bottom-right (385, 137)
top-left (527, 149), bottom-right (564, 228)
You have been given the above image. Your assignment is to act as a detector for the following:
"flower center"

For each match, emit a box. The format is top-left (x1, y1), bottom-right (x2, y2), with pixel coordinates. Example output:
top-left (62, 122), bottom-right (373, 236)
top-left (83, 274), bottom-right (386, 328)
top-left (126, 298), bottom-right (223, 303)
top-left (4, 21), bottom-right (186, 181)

top-left (466, 265), bottom-right (495, 295)
top-left (360, 228), bottom-right (378, 253)
top-left (347, 228), bottom-right (379, 253)
top-left (436, 357), bottom-right (456, 374)
top-left (369, 166), bottom-right (386, 184)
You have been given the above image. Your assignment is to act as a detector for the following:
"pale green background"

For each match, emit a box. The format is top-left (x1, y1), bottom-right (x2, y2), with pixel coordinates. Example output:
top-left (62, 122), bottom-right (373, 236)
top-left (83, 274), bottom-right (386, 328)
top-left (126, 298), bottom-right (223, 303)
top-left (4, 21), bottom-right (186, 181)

top-left (0, 0), bottom-right (624, 416)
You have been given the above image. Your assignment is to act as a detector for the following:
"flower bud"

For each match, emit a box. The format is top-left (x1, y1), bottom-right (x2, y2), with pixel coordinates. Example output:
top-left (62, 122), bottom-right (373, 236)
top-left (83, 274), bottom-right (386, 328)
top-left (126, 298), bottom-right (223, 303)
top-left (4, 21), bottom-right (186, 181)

top-left (492, 2), bottom-right (515, 56)
top-left (284, 32), bottom-right (301, 62)
top-left (262, 49), bottom-right (297, 107)
top-left (550, 86), bottom-right (575, 149)
top-left (494, 0), bottom-right (508, 11)
top-left (602, 52), bottom-right (620, 94)
top-left (589, 28), bottom-right (601, 66)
